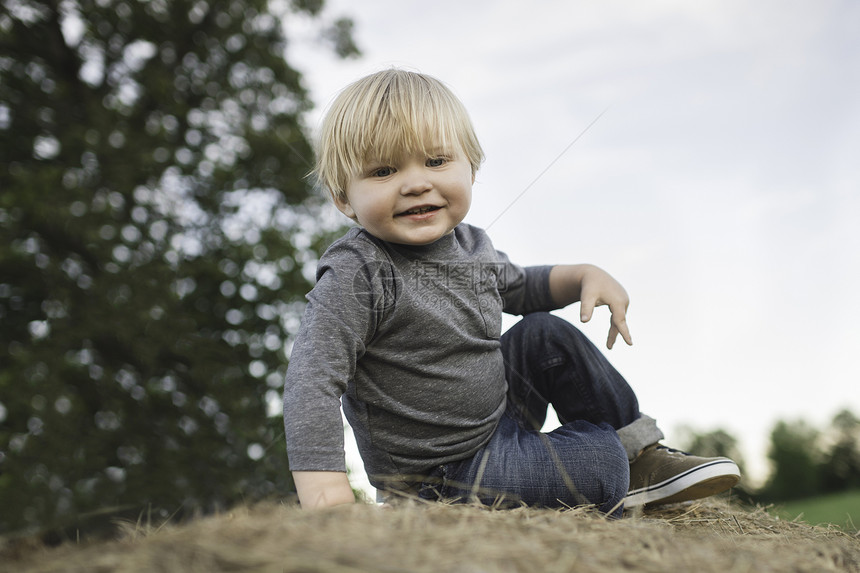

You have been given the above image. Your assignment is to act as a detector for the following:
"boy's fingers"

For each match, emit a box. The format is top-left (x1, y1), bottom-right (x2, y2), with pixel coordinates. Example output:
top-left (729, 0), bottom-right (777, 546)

top-left (608, 303), bottom-right (632, 348)
top-left (606, 325), bottom-right (618, 349)
top-left (607, 323), bottom-right (632, 349)
top-left (616, 321), bottom-right (633, 346)
top-left (580, 297), bottom-right (595, 323)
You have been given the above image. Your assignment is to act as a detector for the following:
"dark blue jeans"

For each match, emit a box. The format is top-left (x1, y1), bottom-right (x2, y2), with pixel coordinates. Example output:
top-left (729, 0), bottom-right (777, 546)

top-left (417, 312), bottom-right (651, 516)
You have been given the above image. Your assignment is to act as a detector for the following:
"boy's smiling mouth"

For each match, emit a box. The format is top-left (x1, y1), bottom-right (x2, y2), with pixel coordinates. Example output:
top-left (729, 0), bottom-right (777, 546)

top-left (396, 205), bottom-right (442, 217)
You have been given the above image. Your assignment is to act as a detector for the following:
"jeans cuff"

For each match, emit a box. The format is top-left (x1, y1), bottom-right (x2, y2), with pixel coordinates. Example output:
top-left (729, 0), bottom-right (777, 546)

top-left (616, 414), bottom-right (664, 461)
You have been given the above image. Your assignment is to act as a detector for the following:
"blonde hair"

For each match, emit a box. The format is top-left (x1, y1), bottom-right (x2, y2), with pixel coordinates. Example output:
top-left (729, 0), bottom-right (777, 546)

top-left (314, 69), bottom-right (485, 203)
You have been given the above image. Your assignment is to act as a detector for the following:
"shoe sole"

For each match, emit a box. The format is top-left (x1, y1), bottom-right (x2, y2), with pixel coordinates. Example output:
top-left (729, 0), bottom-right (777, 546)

top-left (624, 459), bottom-right (741, 508)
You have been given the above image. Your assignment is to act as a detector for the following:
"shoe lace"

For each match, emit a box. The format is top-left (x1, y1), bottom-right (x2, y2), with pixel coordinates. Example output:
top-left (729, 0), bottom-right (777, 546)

top-left (655, 444), bottom-right (691, 456)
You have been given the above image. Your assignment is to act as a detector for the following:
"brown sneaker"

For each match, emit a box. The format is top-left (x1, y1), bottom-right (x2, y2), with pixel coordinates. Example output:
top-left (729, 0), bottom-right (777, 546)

top-left (625, 444), bottom-right (740, 508)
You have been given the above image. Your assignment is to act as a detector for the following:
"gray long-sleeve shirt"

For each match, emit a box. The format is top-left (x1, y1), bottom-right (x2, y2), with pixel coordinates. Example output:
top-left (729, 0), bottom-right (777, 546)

top-left (283, 224), bottom-right (555, 490)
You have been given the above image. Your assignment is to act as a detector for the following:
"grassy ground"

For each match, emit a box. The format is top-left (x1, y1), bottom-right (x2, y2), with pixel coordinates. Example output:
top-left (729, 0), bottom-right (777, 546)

top-left (3, 499), bottom-right (860, 573)
top-left (773, 489), bottom-right (860, 532)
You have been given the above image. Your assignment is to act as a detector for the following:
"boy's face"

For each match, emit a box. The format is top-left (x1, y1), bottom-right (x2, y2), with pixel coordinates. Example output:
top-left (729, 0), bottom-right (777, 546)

top-left (336, 147), bottom-right (474, 246)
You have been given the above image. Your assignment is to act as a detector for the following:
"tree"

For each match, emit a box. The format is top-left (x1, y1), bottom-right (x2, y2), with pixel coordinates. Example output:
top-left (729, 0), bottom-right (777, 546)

top-left (758, 419), bottom-right (822, 502)
top-left (0, 0), bottom-right (357, 537)
top-left (820, 409), bottom-right (860, 493)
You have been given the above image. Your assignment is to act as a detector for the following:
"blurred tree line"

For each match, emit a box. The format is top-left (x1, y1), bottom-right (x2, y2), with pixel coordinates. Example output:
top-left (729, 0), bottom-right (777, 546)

top-left (681, 408), bottom-right (860, 503)
top-left (757, 409), bottom-right (860, 502)
top-left (0, 0), bottom-right (356, 539)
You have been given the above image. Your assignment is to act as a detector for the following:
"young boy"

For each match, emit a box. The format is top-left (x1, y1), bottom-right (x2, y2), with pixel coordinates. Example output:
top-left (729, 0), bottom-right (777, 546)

top-left (283, 69), bottom-right (740, 515)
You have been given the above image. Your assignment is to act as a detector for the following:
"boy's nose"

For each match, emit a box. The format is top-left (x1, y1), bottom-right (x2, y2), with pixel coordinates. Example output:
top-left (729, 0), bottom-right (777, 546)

top-left (399, 167), bottom-right (432, 195)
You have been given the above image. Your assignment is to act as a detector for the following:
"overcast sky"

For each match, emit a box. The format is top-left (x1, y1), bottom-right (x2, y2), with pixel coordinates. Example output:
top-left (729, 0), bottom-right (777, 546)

top-left (283, 0), bottom-right (860, 492)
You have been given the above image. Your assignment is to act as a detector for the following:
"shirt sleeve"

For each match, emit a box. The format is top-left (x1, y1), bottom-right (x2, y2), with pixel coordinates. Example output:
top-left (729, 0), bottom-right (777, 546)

top-left (495, 249), bottom-right (557, 316)
top-left (282, 234), bottom-right (393, 472)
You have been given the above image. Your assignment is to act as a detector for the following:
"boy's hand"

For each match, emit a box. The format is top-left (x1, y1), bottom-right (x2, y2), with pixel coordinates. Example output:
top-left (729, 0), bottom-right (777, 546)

top-left (578, 266), bottom-right (631, 349)
top-left (292, 470), bottom-right (356, 509)
top-left (549, 264), bottom-right (632, 349)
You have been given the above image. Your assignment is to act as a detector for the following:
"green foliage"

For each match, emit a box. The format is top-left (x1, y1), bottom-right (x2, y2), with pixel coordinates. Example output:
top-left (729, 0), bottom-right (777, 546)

top-left (820, 410), bottom-right (860, 493)
top-left (756, 410), bottom-right (860, 503)
top-left (0, 0), bottom-right (354, 536)
top-left (760, 419), bottom-right (822, 501)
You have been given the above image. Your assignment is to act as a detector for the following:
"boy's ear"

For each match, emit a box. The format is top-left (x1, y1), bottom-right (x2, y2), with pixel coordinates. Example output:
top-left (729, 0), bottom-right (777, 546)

top-left (334, 196), bottom-right (357, 220)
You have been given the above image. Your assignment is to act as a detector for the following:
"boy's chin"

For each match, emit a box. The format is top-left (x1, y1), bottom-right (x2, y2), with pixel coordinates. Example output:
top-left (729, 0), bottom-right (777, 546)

top-left (362, 222), bottom-right (459, 246)
top-left (407, 227), bottom-right (460, 245)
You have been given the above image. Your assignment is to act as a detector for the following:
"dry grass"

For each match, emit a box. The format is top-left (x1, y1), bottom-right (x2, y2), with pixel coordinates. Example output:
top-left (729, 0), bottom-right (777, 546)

top-left (4, 499), bottom-right (860, 573)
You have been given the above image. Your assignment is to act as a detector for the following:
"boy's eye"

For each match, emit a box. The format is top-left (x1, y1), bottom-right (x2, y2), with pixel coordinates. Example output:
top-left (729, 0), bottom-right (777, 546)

top-left (371, 166), bottom-right (394, 177)
top-left (427, 157), bottom-right (446, 167)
